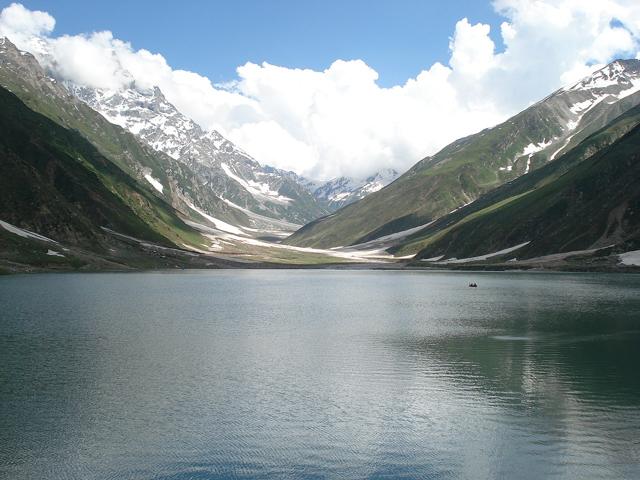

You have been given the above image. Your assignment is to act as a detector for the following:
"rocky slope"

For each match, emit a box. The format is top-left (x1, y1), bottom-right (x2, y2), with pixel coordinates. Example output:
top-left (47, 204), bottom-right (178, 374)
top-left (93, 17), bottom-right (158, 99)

top-left (67, 83), bottom-right (328, 228)
top-left (0, 37), bottom-right (257, 233)
top-left (0, 83), bottom-right (235, 271)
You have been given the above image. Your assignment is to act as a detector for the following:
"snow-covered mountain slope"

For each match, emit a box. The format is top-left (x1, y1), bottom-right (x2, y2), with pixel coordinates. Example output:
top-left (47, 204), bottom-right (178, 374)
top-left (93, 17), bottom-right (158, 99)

top-left (67, 84), bottom-right (328, 227)
top-left (0, 38), bottom-right (266, 236)
top-left (538, 59), bottom-right (640, 161)
top-left (305, 169), bottom-right (400, 210)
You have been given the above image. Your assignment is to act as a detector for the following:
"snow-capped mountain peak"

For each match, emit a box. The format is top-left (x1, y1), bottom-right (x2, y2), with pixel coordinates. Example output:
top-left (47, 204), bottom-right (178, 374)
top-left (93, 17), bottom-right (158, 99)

top-left (65, 76), bottom-right (398, 219)
top-left (65, 80), bottom-right (328, 226)
top-left (67, 83), bottom-right (216, 161)
top-left (568, 60), bottom-right (640, 94)
top-left (305, 168), bottom-right (400, 209)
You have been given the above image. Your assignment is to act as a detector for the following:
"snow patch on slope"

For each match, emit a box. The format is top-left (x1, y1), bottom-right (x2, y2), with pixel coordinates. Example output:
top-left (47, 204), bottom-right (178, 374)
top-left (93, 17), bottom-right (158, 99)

top-left (521, 141), bottom-right (551, 157)
top-left (520, 140), bottom-right (552, 174)
top-left (0, 219), bottom-right (58, 243)
top-left (342, 220), bottom-right (436, 252)
top-left (144, 174), bottom-right (164, 193)
top-left (436, 241), bottom-right (530, 264)
top-left (186, 203), bottom-right (246, 236)
top-left (220, 197), bottom-right (301, 232)
top-left (420, 255), bottom-right (445, 262)
top-left (617, 78), bottom-right (640, 100)
top-left (207, 231), bottom-right (399, 263)
top-left (569, 99), bottom-right (595, 114)
top-left (221, 163), bottom-right (292, 204)
top-left (549, 94), bottom-right (609, 162)
top-left (619, 250), bottom-right (640, 266)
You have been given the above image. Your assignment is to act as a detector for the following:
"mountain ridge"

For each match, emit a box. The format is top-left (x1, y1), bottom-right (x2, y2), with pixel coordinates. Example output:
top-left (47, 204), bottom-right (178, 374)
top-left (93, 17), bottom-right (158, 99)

top-left (392, 103), bottom-right (640, 262)
top-left (285, 58), bottom-right (640, 250)
top-left (66, 82), bottom-right (329, 228)
top-left (299, 168), bottom-right (400, 210)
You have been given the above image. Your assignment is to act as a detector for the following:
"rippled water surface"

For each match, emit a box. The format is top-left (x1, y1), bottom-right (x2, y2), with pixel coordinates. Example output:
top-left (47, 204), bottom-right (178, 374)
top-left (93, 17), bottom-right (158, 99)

top-left (1, 270), bottom-right (639, 479)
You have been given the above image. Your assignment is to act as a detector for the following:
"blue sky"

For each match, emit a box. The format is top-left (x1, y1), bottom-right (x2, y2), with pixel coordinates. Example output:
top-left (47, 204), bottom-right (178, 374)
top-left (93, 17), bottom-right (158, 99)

top-left (6, 0), bottom-right (502, 86)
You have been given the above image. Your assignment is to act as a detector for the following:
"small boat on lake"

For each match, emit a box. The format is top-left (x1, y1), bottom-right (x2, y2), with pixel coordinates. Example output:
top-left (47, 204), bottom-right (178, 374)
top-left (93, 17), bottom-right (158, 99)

top-left (469, 282), bottom-right (478, 288)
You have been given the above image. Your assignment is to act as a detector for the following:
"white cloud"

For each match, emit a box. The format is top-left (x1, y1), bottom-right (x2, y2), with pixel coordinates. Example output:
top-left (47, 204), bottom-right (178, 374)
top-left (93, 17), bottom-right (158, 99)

top-left (0, 2), bottom-right (53, 37)
top-left (449, 18), bottom-right (497, 79)
top-left (0, 2), bottom-right (53, 54)
top-left (1, 1), bottom-right (640, 179)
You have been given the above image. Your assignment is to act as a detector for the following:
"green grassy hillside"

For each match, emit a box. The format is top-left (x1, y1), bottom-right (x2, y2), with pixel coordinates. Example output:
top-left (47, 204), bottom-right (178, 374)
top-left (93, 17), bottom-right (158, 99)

top-left (0, 86), bottom-right (207, 252)
top-left (403, 111), bottom-right (640, 262)
top-left (0, 39), bottom-right (251, 229)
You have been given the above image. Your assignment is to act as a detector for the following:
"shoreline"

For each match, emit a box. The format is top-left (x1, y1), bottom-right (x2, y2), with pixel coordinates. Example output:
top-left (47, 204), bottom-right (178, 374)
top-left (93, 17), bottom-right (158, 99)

top-left (2, 259), bottom-right (639, 276)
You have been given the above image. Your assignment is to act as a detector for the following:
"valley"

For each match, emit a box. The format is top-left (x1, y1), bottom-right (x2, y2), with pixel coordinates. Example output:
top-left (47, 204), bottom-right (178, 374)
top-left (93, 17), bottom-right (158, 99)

top-left (1, 37), bottom-right (639, 273)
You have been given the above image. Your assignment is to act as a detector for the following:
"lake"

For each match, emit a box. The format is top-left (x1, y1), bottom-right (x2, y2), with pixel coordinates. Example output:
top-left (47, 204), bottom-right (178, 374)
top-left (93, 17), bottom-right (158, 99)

top-left (1, 270), bottom-right (639, 479)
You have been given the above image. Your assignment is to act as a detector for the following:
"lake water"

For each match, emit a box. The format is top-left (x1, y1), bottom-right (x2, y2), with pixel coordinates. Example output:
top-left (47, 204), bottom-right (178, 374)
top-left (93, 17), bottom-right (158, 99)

top-left (0, 270), bottom-right (639, 479)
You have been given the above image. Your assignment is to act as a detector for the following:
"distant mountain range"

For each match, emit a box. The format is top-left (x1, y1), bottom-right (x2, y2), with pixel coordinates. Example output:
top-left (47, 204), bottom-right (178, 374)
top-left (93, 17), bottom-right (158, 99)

top-left (300, 169), bottom-right (400, 210)
top-left (1, 33), bottom-right (639, 271)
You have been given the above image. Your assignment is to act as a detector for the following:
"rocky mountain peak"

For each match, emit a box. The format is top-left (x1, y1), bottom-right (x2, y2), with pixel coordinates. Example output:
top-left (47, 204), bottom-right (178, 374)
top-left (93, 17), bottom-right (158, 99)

top-left (66, 80), bottom-right (329, 225)
top-left (0, 36), bottom-right (44, 72)
top-left (564, 59), bottom-right (640, 94)
top-left (304, 168), bottom-right (401, 209)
